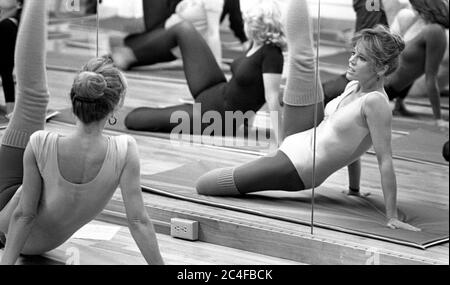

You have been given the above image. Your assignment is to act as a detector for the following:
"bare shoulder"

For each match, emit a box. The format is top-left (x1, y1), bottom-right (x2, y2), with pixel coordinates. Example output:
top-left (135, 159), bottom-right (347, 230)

top-left (363, 92), bottom-right (391, 117)
top-left (422, 23), bottom-right (446, 40)
top-left (123, 135), bottom-right (139, 159)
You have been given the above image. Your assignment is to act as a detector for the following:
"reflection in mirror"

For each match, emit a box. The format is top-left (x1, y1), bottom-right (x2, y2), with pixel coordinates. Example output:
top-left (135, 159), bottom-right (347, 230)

top-left (45, 0), bottom-right (100, 111)
top-left (314, 0), bottom-right (449, 253)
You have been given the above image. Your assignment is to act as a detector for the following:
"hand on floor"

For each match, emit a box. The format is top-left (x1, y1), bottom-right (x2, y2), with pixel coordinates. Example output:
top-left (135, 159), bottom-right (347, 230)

top-left (387, 218), bottom-right (421, 232)
top-left (435, 119), bottom-right (449, 130)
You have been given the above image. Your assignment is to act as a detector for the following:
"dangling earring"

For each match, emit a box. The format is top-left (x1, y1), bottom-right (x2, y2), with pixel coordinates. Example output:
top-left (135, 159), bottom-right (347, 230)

top-left (109, 115), bottom-right (118, 126)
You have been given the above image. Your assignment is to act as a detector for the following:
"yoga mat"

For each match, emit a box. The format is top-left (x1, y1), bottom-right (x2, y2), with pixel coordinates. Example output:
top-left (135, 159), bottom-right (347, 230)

top-left (142, 160), bottom-right (449, 249)
top-left (391, 129), bottom-right (449, 165)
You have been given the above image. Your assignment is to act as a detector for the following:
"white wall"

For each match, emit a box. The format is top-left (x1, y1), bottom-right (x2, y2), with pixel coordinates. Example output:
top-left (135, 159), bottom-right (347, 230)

top-left (98, 0), bottom-right (356, 20)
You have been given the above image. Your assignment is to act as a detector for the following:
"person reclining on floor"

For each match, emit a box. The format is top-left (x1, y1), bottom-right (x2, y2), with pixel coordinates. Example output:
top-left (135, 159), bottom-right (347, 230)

top-left (196, 26), bottom-right (421, 232)
top-left (0, 0), bottom-right (164, 265)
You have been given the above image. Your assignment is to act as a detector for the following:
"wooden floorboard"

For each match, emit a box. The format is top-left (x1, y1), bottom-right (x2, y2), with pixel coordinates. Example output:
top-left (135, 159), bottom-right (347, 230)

top-left (99, 192), bottom-right (448, 265)
top-left (0, 221), bottom-right (302, 265)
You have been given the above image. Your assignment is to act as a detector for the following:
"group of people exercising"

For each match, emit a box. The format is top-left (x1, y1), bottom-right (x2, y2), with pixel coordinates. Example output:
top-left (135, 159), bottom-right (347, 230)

top-left (0, 0), bottom-right (448, 264)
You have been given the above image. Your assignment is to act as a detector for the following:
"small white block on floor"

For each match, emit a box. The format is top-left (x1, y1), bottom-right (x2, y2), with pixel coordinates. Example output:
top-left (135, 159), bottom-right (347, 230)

top-left (72, 224), bottom-right (121, 241)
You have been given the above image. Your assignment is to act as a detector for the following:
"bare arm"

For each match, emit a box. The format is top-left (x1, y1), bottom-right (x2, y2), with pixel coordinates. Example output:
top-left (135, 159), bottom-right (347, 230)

top-left (1, 146), bottom-right (43, 265)
top-left (364, 94), bottom-right (420, 231)
top-left (264, 73), bottom-right (283, 144)
top-left (119, 137), bottom-right (164, 265)
top-left (205, 0), bottom-right (224, 66)
top-left (390, 8), bottom-right (416, 36)
top-left (424, 25), bottom-right (447, 123)
top-left (344, 159), bottom-right (371, 197)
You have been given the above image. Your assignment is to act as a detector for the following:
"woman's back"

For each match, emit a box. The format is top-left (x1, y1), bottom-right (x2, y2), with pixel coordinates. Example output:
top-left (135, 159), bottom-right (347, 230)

top-left (21, 131), bottom-right (130, 254)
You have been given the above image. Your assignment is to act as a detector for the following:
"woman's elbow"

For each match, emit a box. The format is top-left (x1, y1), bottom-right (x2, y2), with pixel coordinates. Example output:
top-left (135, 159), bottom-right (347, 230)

top-left (12, 209), bottom-right (36, 224)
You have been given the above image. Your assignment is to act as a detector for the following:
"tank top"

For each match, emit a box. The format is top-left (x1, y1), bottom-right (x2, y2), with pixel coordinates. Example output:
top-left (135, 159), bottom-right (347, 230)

top-left (28, 130), bottom-right (131, 233)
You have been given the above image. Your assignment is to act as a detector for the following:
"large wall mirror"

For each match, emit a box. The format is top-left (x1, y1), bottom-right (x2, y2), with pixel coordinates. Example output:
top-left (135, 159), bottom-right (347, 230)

top-left (26, 0), bottom-right (447, 264)
top-left (313, 0), bottom-right (449, 250)
top-left (46, 0), bottom-right (100, 112)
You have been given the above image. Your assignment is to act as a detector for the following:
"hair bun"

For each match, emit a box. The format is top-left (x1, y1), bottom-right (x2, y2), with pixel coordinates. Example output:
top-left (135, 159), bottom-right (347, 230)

top-left (392, 33), bottom-right (406, 53)
top-left (73, 71), bottom-right (107, 102)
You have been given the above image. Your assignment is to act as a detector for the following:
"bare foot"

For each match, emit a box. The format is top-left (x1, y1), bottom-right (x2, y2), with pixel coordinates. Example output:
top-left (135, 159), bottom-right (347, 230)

top-left (111, 47), bottom-right (136, 71)
top-left (393, 100), bottom-right (415, 117)
top-left (342, 190), bottom-right (371, 198)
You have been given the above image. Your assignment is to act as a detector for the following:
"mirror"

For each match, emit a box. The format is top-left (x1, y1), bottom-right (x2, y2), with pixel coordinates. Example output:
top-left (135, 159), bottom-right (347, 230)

top-left (314, 0), bottom-right (449, 248)
top-left (96, 0), bottom-right (449, 260)
top-left (46, 0), bottom-right (100, 110)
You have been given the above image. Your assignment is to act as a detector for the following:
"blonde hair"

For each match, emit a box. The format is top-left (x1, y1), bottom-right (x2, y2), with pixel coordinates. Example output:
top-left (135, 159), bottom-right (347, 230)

top-left (70, 56), bottom-right (128, 124)
top-left (243, 0), bottom-right (287, 50)
top-left (352, 25), bottom-right (405, 76)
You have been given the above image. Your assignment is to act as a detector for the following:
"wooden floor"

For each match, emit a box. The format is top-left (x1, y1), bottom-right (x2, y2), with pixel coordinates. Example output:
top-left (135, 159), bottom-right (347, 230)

top-left (0, 221), bottom-right (302, 265)
top-left (45, 121), bottom-right (445, 265)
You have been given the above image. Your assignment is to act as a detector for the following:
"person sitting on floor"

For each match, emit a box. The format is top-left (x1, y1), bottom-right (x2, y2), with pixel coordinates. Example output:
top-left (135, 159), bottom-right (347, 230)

top-left (124, 0), bottom-right (286, 142)
top-left (196, 25), bottom-right (421, 232)
top-left (0, 0), bottom-right (164, 265)
top-left (112, 0), bottom-right (224, 69)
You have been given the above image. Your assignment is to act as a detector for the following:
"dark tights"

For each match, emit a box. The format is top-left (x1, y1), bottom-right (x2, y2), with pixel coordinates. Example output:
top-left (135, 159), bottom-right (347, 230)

top-left (234, 151), bottom-right (305, 194)
top-left (196, 151), bottom-right (305, 196)
top-left (220, 0), bottom-right (247, 44)
top-left (0, 19), bottom-right (19, 104)
top-left (125, 22), bottom-right (228, 133)
top-left (123, 0), bottom-right (182, 65)
top-left (0, 146), bottom-right (23, 211)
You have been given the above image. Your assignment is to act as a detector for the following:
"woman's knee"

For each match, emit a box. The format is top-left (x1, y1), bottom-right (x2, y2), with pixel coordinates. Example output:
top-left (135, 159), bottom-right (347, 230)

top-left (172, 20), bottom-right (197, 35)
top-left (196, 167), bottom-right (242, 196)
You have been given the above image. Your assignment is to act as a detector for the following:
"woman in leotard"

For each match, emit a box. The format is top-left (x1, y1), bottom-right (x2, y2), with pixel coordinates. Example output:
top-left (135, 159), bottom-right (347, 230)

top-left (196, 26), bottom-right (421, 232)
top-left (0, 1), bottom-right (163, 265)
top-left (386, 0), bottom-right (448, 126)
top-left (124, 0), bottom-right (285, 139)
top-left (324, 0), bottom-right (449, 128)
top-left (0, 0), bottom-right (23, 118)
top-left (112, 0), bottom-right (224, 69)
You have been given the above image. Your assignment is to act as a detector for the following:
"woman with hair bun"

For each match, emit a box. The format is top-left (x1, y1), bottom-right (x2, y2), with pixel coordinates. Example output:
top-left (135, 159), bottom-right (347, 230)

top-left (196, 26), bottom-right (421, 232)
top-left (124, 0), bottom-right (285, 139)
top-left (0, 1), bottom-right (164, 265)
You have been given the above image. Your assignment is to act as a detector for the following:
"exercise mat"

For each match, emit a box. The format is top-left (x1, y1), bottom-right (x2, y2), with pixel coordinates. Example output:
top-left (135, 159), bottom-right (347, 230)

top-left (142, 160), bottom-right (449, 249)
top-left (391, 128), bottom-right (449, 165)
